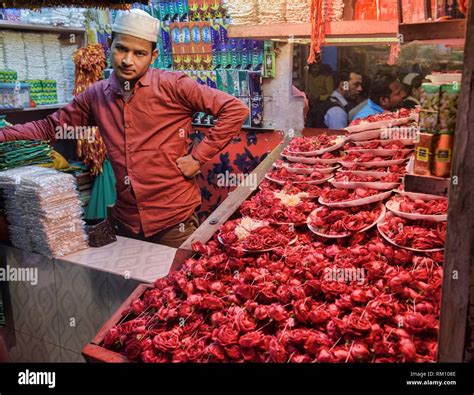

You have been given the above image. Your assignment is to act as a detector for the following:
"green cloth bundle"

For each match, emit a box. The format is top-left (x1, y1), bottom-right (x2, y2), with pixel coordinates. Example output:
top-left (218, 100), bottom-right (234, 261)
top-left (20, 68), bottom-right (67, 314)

top-left (0, 140), bottom-right (53, 170)
top-left (85, 159), bottom-right (116, 220)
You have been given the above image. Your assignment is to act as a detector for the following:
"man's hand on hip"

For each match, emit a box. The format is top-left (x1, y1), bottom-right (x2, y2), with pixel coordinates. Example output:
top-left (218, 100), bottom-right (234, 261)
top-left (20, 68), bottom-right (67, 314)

top-left (176, 154), bottom-right (201, 178)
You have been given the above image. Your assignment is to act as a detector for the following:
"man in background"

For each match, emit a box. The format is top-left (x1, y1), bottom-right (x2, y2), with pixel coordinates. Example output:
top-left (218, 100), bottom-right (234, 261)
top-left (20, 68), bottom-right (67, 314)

top-left (353, 73), bottom-right (406, 121)
top-left (317, 69), bottom-right (363, 129)
top-left (306, 63), bottom-right (334, 126)
top-left (402, 72), bottom-right (424, 109)
top-left (348, 74), bottom-right (371, 123)
top-left (307, 63), bottom-right (334, 102)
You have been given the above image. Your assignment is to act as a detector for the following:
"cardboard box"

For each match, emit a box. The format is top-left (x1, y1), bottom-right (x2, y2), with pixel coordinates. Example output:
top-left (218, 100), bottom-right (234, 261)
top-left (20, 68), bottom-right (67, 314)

top-left (210, 21), bottom-right (221, 52)
top-left (160, 24), bottom-right (172, 55)
top-left (170, 22), bottom-right (184, 55)
top-left (241, 51), bottom-right (253, 70)
top-left (252, 51), bottom-right (263, 71)
top-left (226, 70), bottom-right (240, 96)
top-left (212, 52), bottom-right (222, 69)
top-left (238, 71), bottom-right (249, 96)
top-left (263, 52), bottom-right (276, 78)
top-left (216, 69), bottom-right (227, 92)
top-left (432, 132), bottom-right (454, 178)
top-left (221, 51), bottom-right (232, 69)
top-left (414, 133), bottom-right (435, 176)
top-left (248, 71), bottom-right (263, 95)
top-left (176, 0), bottom-right (189, 21)
top-left (206, 71), bottom-right (217, 89)
top-left (158, 1), bottom-right (171, 22)
top-left (239, 97), bottom-right (251, 126)
top-left (251, 94), bottom-right (264, 128)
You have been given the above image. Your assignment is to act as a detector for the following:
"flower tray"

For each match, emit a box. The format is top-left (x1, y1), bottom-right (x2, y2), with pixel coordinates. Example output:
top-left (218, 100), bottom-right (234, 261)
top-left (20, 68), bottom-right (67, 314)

top-left (82, 283), bottom-right (152, 363)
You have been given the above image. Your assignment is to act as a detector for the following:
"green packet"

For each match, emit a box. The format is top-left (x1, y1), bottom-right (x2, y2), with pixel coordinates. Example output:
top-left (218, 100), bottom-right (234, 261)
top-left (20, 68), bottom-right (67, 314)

top-left (441, 82), bottom-right (461, 95)
top-left (421, 83), bottom-right (441, 112)
top-left (439, 83), bottom-right (460, 132)
top-left (419, 110), bottom-right (438, 133)
top-left (421, 82), bottom-right (441, 92)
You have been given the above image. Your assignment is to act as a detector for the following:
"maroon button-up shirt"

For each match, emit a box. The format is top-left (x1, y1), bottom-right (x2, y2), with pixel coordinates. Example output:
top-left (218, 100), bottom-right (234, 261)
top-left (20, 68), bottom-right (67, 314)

top-left (0, 69), bottom-right (249, 236)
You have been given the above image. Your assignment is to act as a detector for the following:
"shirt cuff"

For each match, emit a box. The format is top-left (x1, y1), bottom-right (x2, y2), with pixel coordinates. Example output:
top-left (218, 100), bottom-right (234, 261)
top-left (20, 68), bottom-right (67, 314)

top-left (191, 140), bottom-right (218, 165)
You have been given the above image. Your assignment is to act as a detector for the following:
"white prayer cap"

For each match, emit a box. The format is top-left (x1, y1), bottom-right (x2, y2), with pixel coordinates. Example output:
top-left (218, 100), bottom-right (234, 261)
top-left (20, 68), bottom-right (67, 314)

top-left (112, 9), bottom-right (160, 43)
top-left (402, 73), bottom-right (420, 86)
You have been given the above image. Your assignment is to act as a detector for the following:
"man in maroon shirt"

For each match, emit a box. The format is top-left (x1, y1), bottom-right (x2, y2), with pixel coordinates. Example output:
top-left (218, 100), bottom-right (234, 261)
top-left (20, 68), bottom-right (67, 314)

top-left (0, 9), bottom-right (249, 247)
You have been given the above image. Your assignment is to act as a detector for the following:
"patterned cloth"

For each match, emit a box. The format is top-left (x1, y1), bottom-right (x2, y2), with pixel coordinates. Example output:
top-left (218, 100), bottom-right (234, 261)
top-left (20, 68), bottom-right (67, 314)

top-left (190, 128), bottom-right (283, 222)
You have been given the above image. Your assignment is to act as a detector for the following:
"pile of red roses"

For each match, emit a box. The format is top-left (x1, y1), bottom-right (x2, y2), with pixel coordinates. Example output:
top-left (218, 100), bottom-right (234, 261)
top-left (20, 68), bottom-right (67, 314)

top-left (349, 108), bottom-right (413, 126)
top-left (276, 159), bottom-right (334, 171)
top-left (343, 151), bottom-right (409, 163)
top-left (321, 187), bottom-right (382, 203)
top-left (101, 133), bottom-right (441, 364)
top-left (287, 135), bottom-right (341, 153)
top-left (378, 213), bottom-right (446, 250)
top-left (259, 179), bottom-right (324, 198)
top-left (103, 228), bottom-right (442, 363)
top-left (346, 140), bottom-right (408, 150)
top-left (340, 164), bottom-right (408, 175)
top-left (267, 168), bottom-right (327, 183)
top-left (218, 218), bottom-right (296, 251)
top-left (390, 196), bottom-right (448, 216)
top-left (334, 172), bottom-right (399, 183)
top-left (283, 148), bottom-right (341, 160)
top-left (308, 203), bottom-right (384, 236)
top-left (240, 189), bottom-right (317, 224)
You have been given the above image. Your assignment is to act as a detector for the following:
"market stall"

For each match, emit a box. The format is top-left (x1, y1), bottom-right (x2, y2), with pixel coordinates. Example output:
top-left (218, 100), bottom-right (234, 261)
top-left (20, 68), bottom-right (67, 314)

top-left (0, 2), bottom-right (285, 362)
top-left (78, 0), bottom-right (473, 364)
top-left (81, 110), bottom-right (446, 363)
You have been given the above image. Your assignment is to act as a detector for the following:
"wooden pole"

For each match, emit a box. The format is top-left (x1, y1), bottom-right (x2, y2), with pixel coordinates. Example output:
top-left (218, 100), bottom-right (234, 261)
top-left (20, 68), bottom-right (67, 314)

top-left (437, 7), bottom-right (473, 361)
top-left (423, 0), bottom-right (432, 19)
top-left (397, 0), bottom-right (403, 24)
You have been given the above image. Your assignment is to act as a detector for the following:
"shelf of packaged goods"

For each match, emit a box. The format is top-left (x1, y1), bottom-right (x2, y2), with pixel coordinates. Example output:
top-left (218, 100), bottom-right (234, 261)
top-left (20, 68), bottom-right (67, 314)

top-left (0, 103), bottom-right (68, 114)
top-left (399, 19), bottom-right (466, 46)
top-left (404, 173), bottom-right (450, 197)
top-left (227, 21), bottom-right (399, 44)
top-left (0, 20), bottom-right (85, 34)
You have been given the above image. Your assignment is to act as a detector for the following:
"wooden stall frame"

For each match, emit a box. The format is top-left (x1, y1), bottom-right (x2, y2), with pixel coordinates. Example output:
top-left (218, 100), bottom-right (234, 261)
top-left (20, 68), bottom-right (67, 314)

top-left (83, 2), bottom-right (473, 361)
top-left (437, 0), bottom-right (473, 363)
top-left (82, 283), bottom-right (152, 363)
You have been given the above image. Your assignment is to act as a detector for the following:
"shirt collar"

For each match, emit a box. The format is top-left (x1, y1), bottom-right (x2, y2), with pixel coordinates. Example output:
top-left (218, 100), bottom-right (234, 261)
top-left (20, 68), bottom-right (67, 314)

top-left (368, 99), bottom-right (384, 113)
top-left (405, 96), bottom-right (420, 105)
top-left (331, 90), bottom-right (348, 107)
top-left (137, 68), bottom-right (152, 87)
top-left (105, 68), bottom-right (153, 95)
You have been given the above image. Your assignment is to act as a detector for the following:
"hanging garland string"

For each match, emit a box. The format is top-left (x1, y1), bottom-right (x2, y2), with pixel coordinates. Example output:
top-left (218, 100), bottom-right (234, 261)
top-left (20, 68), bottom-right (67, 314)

top-left (308, 0), bottom-right (325, 64)
top-left (73, 44), bottom-right (108, 176)
top-left (387, 42), bottom-right (401, 66)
